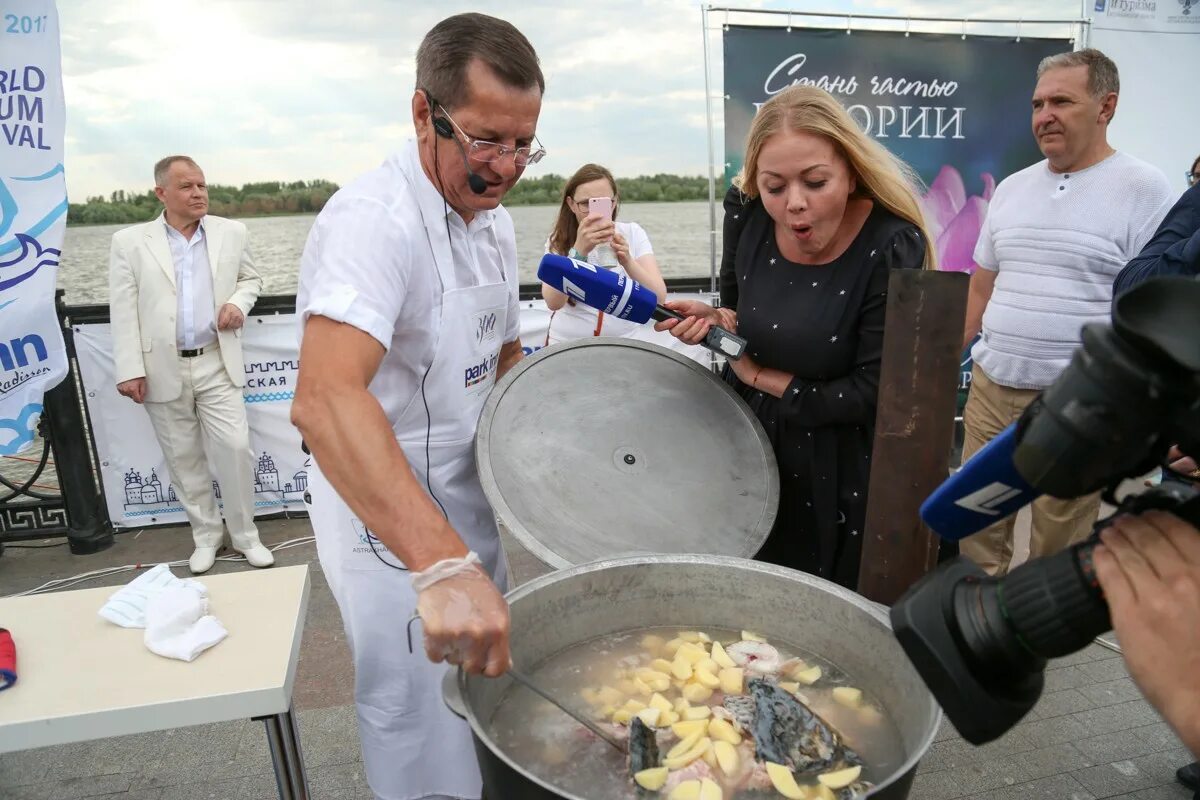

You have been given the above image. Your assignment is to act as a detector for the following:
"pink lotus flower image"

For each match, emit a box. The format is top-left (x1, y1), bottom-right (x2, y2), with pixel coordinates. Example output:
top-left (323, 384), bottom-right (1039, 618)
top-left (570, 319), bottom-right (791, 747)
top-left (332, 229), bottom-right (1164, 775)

top-left (921, 165), bottom-right (995, 273)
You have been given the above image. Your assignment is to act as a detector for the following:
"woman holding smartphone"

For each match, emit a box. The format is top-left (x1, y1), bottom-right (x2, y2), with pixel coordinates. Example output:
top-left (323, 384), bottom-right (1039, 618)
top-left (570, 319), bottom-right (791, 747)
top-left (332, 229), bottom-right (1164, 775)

top-left (541, 164), bottom-right (667, 344)
top-left (656, 86), bottom-right (934, 589)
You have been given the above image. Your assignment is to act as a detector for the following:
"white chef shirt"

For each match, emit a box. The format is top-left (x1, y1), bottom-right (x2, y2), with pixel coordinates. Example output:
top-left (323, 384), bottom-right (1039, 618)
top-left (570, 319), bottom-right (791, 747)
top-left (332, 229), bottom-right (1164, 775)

top-left (163, 215), bottom-right (218, 350)
top-left (295, 140), bottom-right (521, 427)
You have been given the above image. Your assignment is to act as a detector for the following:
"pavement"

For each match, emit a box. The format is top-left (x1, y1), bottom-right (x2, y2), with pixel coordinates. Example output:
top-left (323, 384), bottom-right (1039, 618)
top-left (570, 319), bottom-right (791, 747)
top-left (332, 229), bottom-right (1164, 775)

top-left (0, 517), bottom-right (1192, 800)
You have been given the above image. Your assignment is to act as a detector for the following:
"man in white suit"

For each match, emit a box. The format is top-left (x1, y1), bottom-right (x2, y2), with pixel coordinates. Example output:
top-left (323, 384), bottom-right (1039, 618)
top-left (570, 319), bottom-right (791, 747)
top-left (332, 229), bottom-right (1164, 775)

top-left (109, 155), bottom-right (273, 574)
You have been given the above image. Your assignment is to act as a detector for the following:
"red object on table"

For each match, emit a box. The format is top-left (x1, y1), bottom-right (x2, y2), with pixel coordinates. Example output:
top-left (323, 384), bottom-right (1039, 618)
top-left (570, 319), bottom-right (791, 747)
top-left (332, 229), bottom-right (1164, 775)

top-left (0, 628), bottom-right (16, 690)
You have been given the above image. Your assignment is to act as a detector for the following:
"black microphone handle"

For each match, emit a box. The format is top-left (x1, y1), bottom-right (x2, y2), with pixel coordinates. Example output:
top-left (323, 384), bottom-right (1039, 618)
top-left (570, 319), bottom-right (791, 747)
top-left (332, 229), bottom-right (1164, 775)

top-left (649, 306), bottom-right (747, 361)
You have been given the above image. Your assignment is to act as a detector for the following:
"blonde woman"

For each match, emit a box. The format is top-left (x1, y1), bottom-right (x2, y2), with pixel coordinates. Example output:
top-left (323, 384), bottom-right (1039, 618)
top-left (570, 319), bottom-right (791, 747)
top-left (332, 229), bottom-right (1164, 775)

top-left (541, 164), bottom-right (666, 344)
top-left (658, 85), bottom-right (933, 588)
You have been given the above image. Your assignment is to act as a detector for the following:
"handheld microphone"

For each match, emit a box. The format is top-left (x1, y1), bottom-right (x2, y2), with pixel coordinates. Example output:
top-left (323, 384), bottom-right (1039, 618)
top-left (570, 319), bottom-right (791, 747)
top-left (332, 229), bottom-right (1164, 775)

top-left (919, 423), bottom-right (1042, 540)
top-left (433, 116), bottom-right (487, 195)
top-left (537, 253), bottom-right (748, 360)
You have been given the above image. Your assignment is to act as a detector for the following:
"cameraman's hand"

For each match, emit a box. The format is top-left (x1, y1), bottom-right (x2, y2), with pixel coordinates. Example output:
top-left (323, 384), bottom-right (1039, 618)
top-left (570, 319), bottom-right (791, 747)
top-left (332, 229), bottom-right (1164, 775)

top-left (1094, 511), bottom-right (1200, 757)
top-left (416, 566), bottom-right (512, 677)
top-left (1168, 445), bottom-right (1198, 477)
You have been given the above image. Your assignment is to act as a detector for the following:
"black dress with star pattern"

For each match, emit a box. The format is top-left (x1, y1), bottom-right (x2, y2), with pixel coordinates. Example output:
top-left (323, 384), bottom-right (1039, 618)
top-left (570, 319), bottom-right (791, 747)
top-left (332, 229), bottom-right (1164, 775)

top-left (719, 186), bottom-right (926, 588)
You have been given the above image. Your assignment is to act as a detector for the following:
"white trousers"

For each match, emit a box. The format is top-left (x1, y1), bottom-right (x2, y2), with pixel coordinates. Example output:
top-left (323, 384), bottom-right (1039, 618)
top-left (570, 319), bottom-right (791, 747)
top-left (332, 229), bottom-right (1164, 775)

top-left (143, 348), bottom-right (259, 550)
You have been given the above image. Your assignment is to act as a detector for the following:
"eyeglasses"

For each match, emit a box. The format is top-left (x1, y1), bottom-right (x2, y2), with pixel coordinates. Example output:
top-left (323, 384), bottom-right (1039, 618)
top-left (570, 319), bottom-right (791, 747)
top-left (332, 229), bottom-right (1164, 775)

top-left (1188, 171), bottom-right (1199, 187)
top-left (437, 104), bottom-right (546, 167)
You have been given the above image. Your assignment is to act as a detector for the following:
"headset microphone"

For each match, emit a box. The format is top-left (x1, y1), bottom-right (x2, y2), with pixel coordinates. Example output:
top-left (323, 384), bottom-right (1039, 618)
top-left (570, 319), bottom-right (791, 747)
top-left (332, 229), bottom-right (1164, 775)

top-left (432, 116), bottom-right (488, 196)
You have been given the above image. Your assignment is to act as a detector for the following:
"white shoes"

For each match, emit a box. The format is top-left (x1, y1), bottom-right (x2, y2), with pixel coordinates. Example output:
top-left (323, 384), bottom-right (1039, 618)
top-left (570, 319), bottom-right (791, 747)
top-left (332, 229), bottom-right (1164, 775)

top-left (189, 546), bottom-right (219, 575)
top-left (237, 543), bottom-right (275, 568)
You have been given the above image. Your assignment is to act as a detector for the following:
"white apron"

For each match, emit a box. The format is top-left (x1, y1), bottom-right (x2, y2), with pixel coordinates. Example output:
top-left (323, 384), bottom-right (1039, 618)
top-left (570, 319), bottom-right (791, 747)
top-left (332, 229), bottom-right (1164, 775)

top-left (308, 188), bottom-right (510, 800)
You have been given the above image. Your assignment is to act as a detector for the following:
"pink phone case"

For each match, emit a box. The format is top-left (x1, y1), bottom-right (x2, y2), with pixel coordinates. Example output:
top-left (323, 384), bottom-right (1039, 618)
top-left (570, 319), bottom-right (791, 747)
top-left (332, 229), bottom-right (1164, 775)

top-left (588, 196), bottom-right (613, 220)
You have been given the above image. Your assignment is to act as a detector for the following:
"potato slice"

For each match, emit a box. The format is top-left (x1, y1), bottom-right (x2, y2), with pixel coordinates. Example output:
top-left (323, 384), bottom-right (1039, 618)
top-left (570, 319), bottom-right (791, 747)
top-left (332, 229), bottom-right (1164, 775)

top-left (635, 766), bottom-right (670, 791)
top-left (765, 762), bottom-right (807, 799)
top-left (701, 745), bottom-right (719, 769)
top-left (678, 631), bottom-right (704, 643)
top-left (671, 719), bottom-right (709, 739)
top-left (624, 698), bottom-right (647, 712)
top-left (699, 778), bottom-right (723, 800)
top-left (617, 679), bottom-right (640, 696)
top-left (671, 658), bottom-right (694, 681)
top-left (678, 644), bottom-right (709, 665)
top-left (682, 705), bottom-right (712, 721)
top-left (635, 707), bottom-right (662, 727)
top-left (695, 657), bottom-right (720, 676)
top-left (710, 641), bottom-right (737, 669)
top-left (598, 686), bottom-right (625, 707)
top-left (786, 660), bottom-right (810, 680)
top-left (651, 658), bottom-right (676, 674)
top-left (812, 786), bottom-right (837, 800)
top-left (741, 630), bottom-right (767, 643)
top-left (793, 665), bottom-right (823, 685)
top-left (595, 704), bottom-right (617, 720)
top-left (648, 677), bottom-right (672, 693)
top-left (713, 740), bottom-right (739, 775)
top-left (858, 705), bottom-right (884, 726)
top-left (707, 717), bottom-right (742, 746)
top-left (649, 692), bottom-right (674, 714)
top-left (693, 668), bottom-right (721, 690)
top-left (662, 737), bottom-right (712, 769)
top-left (682, 683), bottom-right (714, 704)
top-left (611, 708), bottom-right (634, 725)
top-left (718, 667), bottom-right (744, 695)
top-left (663, 638), bottom-right (685, 657)
top-left (674, 697), bottom-right (691, 713)
top-left (634, 677), bottom-right (655, 696)
top-left (642, 634), bottom-right (667, 654)
top-left (667, 780), bottom-right (701, 800)
top-left (832, 687), bottom-right (863, 709)
top-left (818, 765), bottom-right (862, 789)
top-left (667, 728), bottom-right (705, 759)
top-left (779, 681), bottom-right (800, 694)
top-left (658, 710), bottom-right (680, 727)
top-left (580, 687), bottom-right (600, 705)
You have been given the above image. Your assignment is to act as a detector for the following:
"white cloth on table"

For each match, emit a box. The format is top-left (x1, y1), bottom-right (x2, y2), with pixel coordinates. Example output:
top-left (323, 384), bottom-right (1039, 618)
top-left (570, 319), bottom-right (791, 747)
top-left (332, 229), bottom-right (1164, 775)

top-left (143, 584), bottom-right (228, 662)
top-left (98, 563), bottom-right (203, 628)
top-left (97, 563), bottom-right (228, 662)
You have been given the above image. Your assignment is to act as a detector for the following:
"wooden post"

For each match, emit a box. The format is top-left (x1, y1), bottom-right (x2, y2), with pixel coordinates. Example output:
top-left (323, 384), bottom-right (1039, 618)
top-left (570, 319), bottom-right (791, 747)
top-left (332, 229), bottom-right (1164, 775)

top-left (858, 269), bottom-right (968, 605)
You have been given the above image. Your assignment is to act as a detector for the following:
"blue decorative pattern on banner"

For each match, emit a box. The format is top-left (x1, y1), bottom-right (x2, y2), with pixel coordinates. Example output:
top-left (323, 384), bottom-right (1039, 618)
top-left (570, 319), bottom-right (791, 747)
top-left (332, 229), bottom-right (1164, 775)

top-left (0, 402), bottom-right (41, 455)
top-left (243, 390), bottom-right (295, 404)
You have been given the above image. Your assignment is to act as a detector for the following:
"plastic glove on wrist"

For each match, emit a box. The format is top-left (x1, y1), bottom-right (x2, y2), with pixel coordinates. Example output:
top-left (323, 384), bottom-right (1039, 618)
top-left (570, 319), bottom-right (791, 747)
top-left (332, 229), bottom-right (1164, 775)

top-left (413, 555), bottom-right (511, 677)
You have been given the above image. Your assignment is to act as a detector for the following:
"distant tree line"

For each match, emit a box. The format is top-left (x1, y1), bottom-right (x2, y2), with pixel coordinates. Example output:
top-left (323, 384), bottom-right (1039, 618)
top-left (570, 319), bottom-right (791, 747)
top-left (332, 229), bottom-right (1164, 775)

top-left (503, 173), bottom-right (718, 206)
top-left (67, 173), bottom-right (718, 225)
top-left (67, 180), bottom-right (340, 226)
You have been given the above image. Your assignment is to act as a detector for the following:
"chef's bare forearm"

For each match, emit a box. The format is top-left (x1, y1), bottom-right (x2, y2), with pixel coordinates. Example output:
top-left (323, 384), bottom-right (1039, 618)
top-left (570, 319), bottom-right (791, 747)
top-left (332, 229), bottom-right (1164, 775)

top-left (497, 338), bottom-right (524, 378)
top-left (294, 316), bottom-right (468, 571)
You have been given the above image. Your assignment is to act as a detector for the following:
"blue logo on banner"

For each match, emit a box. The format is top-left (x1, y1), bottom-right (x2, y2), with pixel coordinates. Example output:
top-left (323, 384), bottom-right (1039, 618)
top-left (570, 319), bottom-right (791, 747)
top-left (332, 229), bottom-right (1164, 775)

top-left (1095, 0), bottom-right (1107, 11)
top-left (0, 233), bottom-right (60, 291)
top-left (0, 402), bottom-right (41, 455)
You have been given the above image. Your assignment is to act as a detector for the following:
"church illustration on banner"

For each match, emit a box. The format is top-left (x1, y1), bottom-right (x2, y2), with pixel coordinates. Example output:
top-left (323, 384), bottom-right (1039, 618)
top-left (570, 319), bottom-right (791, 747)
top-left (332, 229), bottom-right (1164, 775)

top-left (122, 451), bottom-right (307, 516)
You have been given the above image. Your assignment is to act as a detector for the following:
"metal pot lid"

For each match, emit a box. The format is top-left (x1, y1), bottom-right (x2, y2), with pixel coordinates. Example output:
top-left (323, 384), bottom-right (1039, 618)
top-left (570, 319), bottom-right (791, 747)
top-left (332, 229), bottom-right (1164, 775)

top-left (476, 339), bottom-right (778, 569)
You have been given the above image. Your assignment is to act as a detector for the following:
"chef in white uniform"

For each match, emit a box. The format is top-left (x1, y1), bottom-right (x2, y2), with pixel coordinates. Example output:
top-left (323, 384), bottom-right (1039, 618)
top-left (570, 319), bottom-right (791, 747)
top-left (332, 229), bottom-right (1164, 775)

top-left (291, 13), bottom-right (545, 800)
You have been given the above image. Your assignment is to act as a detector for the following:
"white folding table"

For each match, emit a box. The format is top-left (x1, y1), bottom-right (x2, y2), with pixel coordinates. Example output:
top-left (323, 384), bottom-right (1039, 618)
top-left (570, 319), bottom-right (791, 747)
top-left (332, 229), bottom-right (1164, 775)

top-left (0, 564), bottom-right (312, 799)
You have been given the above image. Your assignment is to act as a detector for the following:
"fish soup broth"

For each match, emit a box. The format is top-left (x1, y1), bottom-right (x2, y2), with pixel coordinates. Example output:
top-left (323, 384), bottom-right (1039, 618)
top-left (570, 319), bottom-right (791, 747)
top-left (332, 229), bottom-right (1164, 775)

top-left (487, 627), bottom-right (905, 799)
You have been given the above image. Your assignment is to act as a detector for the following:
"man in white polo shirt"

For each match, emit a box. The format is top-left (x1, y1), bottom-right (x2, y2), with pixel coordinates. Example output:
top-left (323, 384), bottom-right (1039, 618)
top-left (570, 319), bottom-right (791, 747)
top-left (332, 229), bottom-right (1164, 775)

top-left (959, 49), bottom-right (1173, 576)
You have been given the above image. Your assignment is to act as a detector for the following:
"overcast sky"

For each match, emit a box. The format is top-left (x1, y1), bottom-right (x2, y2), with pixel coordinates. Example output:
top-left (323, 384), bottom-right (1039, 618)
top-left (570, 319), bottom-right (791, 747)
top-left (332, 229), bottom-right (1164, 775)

top-left (58, 0), bottom-right (1084, 199)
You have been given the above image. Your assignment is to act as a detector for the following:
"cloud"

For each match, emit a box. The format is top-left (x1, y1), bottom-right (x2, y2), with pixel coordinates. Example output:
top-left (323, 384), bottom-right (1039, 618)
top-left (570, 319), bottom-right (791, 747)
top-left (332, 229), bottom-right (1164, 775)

top-left (54, 0), bottom-right (1080, 198)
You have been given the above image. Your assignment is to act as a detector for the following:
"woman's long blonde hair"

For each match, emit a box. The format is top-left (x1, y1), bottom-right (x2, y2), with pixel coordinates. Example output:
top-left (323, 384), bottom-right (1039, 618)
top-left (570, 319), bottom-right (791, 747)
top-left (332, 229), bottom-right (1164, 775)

top-left (735, 86), bottom-right (936, 269)
top-left (548, 164), bottom-right (619, 256)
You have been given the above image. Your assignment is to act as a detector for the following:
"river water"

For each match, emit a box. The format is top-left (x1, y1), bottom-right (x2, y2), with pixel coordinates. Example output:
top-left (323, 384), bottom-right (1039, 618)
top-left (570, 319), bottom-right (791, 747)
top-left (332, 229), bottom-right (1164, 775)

top-left (57, 200), bottom-right (722, 304)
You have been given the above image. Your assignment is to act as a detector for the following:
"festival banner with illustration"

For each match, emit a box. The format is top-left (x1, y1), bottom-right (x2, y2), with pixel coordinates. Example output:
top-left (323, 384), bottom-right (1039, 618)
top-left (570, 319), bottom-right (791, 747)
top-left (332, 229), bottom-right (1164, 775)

top-left (0, 0), bottom-right (69, 455)
top-left (723, 27), bottom-right (1069, 274)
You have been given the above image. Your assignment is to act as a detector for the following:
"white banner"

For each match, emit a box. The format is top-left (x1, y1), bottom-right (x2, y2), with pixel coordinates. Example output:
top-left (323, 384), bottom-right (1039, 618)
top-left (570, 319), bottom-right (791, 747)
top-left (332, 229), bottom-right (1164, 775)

top-left (0, 0), bottom-right (68, 455)
top-left (75, 300), bottom-right (715, 528)
top-left (1092, 0), bottom-right (1200, 33)
top-left (76, 315), bottom-right (309, 530)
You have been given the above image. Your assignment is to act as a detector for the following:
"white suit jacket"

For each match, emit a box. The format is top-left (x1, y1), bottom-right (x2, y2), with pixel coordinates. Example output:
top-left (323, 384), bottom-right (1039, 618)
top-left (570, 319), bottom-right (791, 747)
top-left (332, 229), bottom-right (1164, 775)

top-left (108, 214), bottom-right (262, 403)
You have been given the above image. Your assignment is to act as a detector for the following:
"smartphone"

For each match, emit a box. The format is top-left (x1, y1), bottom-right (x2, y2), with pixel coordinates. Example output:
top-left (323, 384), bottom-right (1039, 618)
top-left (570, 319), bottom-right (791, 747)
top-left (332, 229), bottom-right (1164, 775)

top-left (588, 196), bottom-right (613, 220)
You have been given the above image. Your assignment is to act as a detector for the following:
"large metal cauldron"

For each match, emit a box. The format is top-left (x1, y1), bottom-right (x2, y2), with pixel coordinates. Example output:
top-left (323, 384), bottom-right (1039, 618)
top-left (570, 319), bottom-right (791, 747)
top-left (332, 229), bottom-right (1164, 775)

top-left (444, 555), bottom-right (942, 800)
